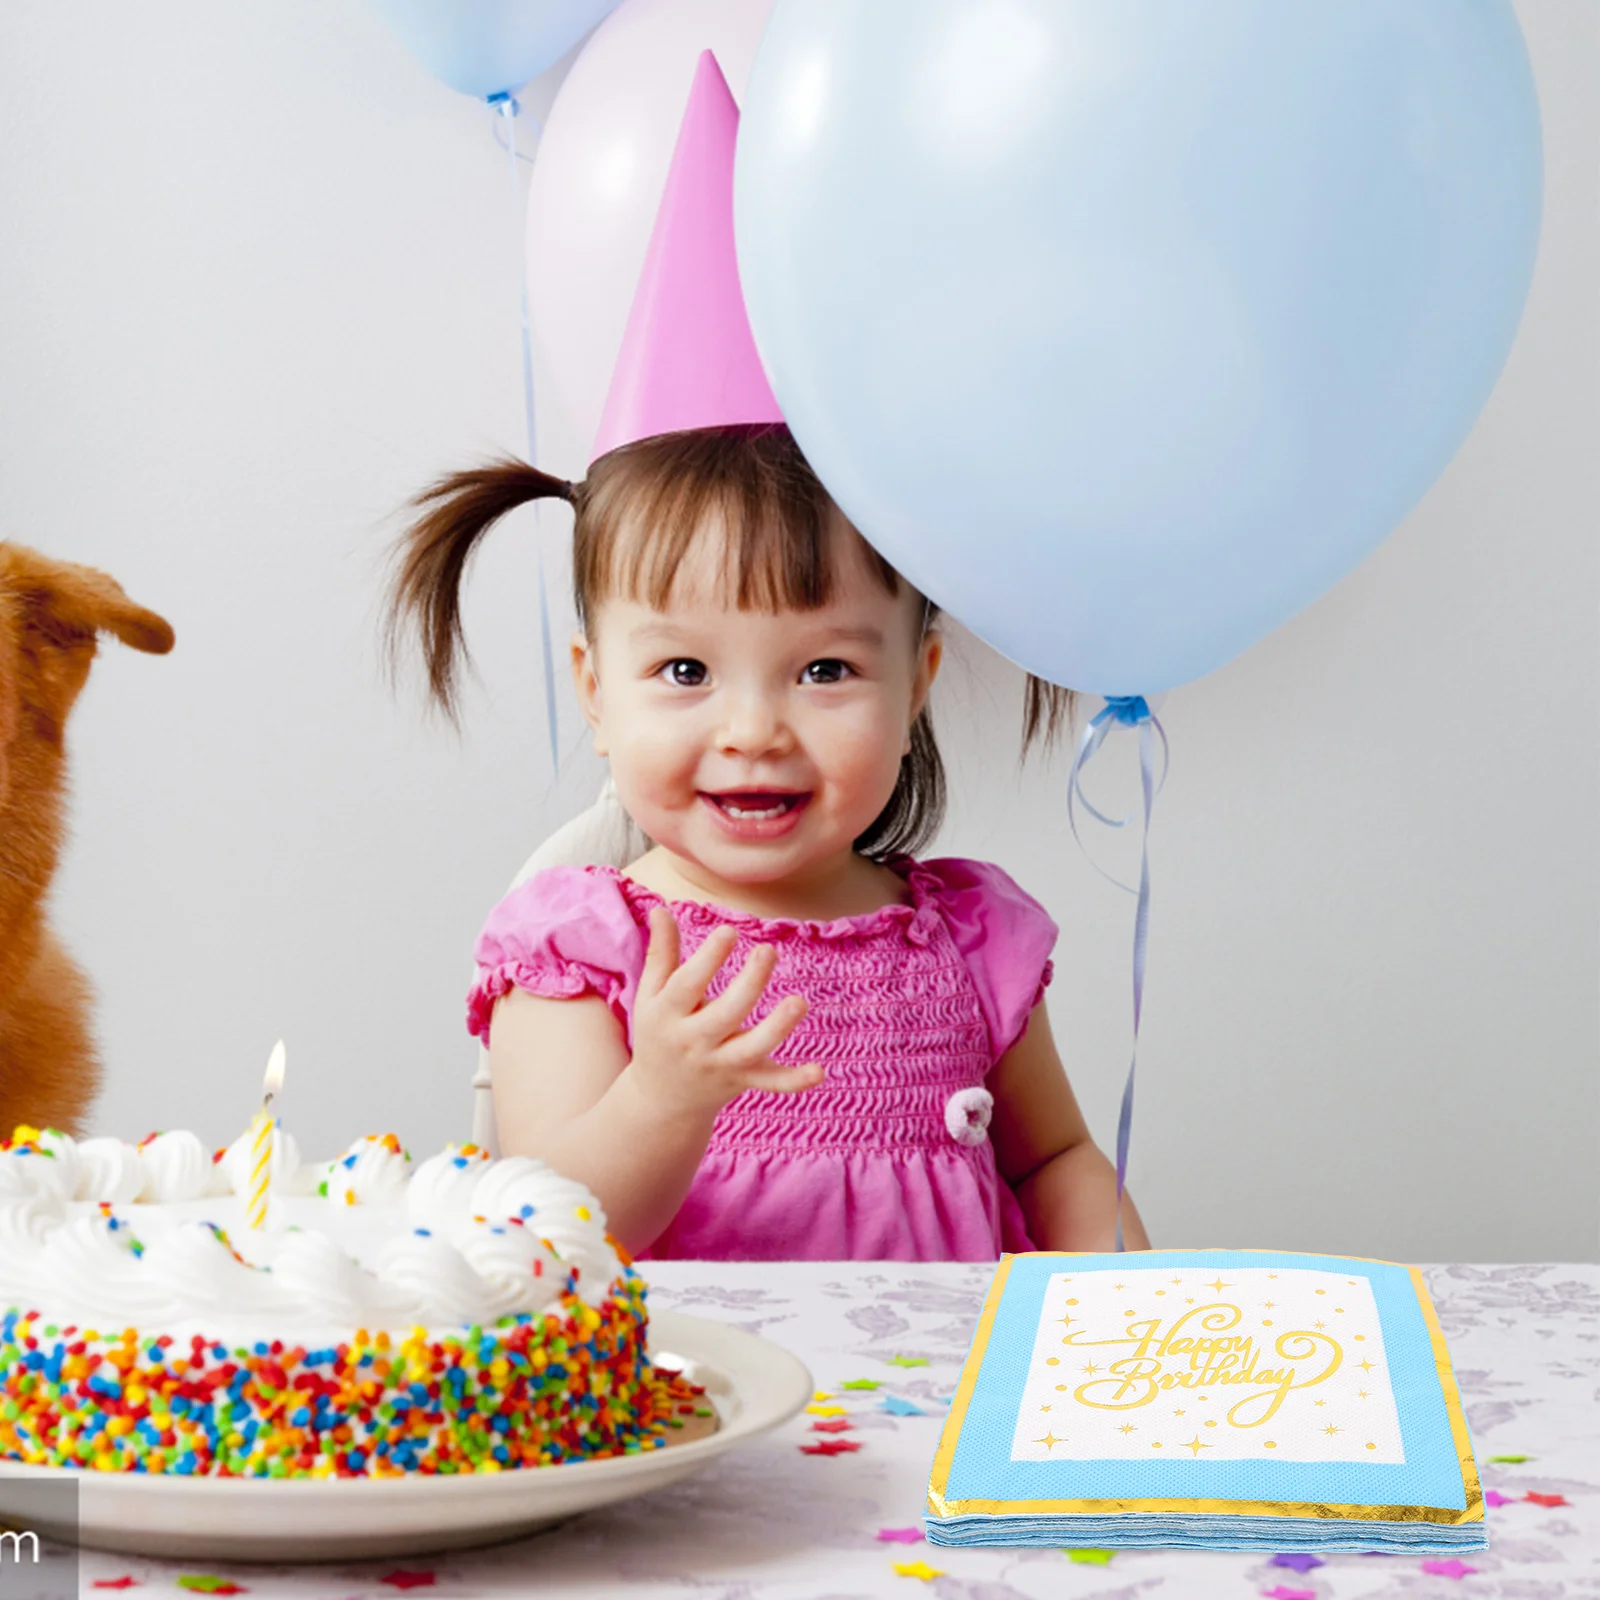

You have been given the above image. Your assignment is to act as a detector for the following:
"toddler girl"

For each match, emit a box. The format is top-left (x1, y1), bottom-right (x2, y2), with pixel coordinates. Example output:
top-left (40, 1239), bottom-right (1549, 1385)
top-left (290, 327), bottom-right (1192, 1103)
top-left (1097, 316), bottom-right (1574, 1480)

top-left (386, 423), bottom-right (1149, 1261)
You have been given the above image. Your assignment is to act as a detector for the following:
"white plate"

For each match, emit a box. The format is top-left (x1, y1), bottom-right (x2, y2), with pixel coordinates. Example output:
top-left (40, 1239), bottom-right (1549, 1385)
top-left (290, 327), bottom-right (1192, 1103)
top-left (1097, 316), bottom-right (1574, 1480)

top-left (0, 1310), bottom-right (812, 1562)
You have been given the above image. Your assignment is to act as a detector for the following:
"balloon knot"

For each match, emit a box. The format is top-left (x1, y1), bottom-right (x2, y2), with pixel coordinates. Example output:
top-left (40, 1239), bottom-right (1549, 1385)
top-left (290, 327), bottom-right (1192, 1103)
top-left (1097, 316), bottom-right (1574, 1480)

top-left (1099, 695), bottom-right (1152, 726)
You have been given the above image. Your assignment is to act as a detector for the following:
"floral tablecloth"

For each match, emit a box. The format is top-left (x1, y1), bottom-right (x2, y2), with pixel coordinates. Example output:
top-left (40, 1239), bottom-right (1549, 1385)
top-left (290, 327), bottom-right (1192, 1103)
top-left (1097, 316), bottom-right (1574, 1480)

top-left (74, 1261), bottom-right (1599, 1599)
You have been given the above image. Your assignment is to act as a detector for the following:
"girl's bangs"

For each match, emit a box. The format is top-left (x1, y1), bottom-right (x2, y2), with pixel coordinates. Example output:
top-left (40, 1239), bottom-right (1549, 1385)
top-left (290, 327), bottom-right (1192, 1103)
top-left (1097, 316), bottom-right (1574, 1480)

top-left (575, 426), bottom-right (900, 620)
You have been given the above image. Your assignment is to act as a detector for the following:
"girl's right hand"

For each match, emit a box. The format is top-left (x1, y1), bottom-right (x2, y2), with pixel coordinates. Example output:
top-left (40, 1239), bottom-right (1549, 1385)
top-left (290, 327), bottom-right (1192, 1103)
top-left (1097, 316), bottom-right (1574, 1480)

top-left (626, 906), bottom-right (823, 1118)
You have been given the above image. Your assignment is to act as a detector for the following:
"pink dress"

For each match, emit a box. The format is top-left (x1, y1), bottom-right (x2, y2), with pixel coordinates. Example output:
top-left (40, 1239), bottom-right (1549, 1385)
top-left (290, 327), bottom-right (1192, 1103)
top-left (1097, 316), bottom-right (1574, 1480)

top-left (466, 857), bottom-right (1056, 1262)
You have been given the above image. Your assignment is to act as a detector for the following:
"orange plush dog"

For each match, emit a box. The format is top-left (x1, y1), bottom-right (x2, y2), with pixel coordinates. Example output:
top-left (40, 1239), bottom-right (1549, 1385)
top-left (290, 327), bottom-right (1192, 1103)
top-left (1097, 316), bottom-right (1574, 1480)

top-left (0, 543), bottom-right (174, 1135)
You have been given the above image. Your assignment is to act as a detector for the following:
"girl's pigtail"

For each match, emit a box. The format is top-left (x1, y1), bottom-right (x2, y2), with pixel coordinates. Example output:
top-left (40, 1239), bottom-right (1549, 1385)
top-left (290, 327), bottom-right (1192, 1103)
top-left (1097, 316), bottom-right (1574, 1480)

top-left (383, 459), bottom-right (576, 723)
top-left (1022, 676), bottom-right (1077, 756)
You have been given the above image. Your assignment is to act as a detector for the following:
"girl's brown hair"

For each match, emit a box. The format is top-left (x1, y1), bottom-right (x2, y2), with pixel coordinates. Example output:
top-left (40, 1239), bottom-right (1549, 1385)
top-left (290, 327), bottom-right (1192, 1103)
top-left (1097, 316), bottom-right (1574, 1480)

top-left (385, 423), bottom-right (1074, 860)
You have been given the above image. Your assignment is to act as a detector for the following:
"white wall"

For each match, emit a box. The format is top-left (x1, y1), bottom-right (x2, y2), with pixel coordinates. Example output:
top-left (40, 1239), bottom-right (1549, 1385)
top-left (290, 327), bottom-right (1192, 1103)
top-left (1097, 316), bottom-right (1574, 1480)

top-left (1, 1), bottom-right (1593, 1262)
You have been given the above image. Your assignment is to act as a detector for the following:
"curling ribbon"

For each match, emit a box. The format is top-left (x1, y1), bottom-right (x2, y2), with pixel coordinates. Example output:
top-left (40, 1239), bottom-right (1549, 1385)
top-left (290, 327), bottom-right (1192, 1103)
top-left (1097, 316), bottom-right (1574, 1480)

top-left (490, 92), bottom-right (561, 775)
top-left (1067, 695), bottom-right (1169, 1252)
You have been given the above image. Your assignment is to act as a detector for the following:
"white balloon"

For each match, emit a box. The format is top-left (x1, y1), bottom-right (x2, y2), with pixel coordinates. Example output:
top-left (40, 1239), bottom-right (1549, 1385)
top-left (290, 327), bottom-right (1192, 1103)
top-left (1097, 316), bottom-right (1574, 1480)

top-left (526, 0), bottom-right (774, 466)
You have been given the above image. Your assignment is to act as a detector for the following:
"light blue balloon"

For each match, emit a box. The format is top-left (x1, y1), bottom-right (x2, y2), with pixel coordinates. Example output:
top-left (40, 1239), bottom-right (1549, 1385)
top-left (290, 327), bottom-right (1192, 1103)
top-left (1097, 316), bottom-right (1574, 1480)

top-left (369, 0), bottom-right (619, 99)
top-left (734, 1), bottom-right (1542, 694)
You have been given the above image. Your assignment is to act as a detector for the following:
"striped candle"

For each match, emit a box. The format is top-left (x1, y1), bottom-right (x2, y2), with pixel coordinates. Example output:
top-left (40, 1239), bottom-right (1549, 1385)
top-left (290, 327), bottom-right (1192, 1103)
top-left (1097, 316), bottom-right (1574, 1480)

top-left (245, 1040), bottom-right (287, 1230)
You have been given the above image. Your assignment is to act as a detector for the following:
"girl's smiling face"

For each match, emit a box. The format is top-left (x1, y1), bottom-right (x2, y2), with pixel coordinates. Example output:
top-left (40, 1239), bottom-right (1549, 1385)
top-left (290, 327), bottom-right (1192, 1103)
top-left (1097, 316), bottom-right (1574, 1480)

top-left (573, 512), bottom-right (940, 897)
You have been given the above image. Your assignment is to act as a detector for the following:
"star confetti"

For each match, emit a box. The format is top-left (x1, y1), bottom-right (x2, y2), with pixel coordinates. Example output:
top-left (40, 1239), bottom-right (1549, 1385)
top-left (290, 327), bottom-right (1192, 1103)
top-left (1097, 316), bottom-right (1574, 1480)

top-left (811, 1418), bottom-right (854, 1433)
top-left (806, 1403), bottom-right (847, 1417)
top-left (1485, 1490), bottom-right (1515, 1507)
top-left (1421, 1559), bottom-right (1479, 1579)
top-left (91, 1581), bottom-right (140, 1591)
top-left (1065, 1549), bottom-right (1113, 1565)
top-left (378, 1573), bottom-right (438, 1591)
top-left (1261, 1588), bottom-right (1316, 1600)
top-left (841, 1378), bottom-right (882, 1390)
top-left (892, 1560), bottom-right (944, 1581)
top-left (1270, 1553), bottom-right (1325, 1573)
top-left (877, 1527), bottom-right (925, 1543)
top-left (882, 1394), bottom-right (928, 1416)
top-left (176, 1581), bottom-right (246, 1596)
top-left (813, 1391), bottom-right (834, 1401)
top-left (887, 1354), bottom-right (929, 1368)
top-left (800, 1438), bottom-right (862, 1456)
top-left (1489, 1453), bottom-right (1530, 1463)
top-left (1525, 1492), bottom-right (1569, 1507)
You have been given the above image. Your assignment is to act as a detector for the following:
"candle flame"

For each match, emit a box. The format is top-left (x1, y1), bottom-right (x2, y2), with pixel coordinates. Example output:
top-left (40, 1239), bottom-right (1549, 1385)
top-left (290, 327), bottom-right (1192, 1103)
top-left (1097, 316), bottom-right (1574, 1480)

top-left (263, 1039), bottom-right (287, 1101)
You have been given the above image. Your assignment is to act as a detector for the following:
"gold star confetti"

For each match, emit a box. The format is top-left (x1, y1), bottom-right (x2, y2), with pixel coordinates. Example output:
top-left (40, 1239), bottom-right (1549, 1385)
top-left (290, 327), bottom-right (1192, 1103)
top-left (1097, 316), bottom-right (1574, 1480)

top-left (1040, 1405), bottom-right (1052, 1413)
top-left (1081, 1362), bottom-right (1102, 1375)
top-left (892, 1560), bottom-right (944, 1581)
top-left (1263, 1301), bottom-right (1276, 1309)
top-left (1172, 1409), bottom-right (1186, 1417)
top-left (1181, 1435), bottom-right (1212, 1457)
top-left (1358, 1359), bottom-right (1375, 1373)
top-left (1358, 1390), bottom-right (1369, 1400)
top-left (1118, 1423), bottom-right (1138, 1436)
top-left (1323, 1424), bottom-right (1341, 1436)
top-left (1314, 1399), bottom-right (1326, 1407)
top-left (1036, 1431), bottom-right (1063, 1450)
top-left (1056, 1314), bottom-right (1076, 1328)
top-left (1206, 1278), bottom-right (1232, 1292)
top-left (1170, 1278), bottom-right (1182, 1285)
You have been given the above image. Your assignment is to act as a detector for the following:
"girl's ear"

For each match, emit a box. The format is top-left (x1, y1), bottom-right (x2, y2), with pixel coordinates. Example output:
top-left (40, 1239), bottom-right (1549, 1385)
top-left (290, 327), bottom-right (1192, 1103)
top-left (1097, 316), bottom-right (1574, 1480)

top-left (911, 626), bottom-right (943, 723)
top-left (570, 631), bottom-right (607, 756)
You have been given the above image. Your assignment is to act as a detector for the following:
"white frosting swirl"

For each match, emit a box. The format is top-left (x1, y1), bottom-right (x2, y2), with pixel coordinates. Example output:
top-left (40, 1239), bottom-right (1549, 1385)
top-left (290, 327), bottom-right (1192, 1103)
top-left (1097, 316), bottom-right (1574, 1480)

top-left (0, 1141), bottom-right (74, 1202)
top-left (136, 1131), bottom-right (213, 1202)
top-left (72, 1137), bottom-right (145, 1204)
top-left (267, 1228), bottom-right (414, 1325)
top-left (322, 1135), bottom-right (411, 1207)
top-left (453, 1217), bottom-right (564, 1315)
top-left (138, 1220), bottom-right (282, 1314)
top-left (470, 1159), bottom-right (616, 1297)
top-left (407, 1143), bottom-right (492, 1228)
top-left (373, 1230), bottom-right (508, 1326)
top-left (217, 1120), bottom-right (303, 1200)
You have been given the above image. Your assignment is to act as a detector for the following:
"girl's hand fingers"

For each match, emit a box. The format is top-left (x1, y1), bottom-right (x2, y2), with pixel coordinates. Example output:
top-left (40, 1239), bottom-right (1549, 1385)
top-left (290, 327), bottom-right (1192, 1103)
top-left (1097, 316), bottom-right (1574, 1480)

top-left (698, 943), bottom-right (778, 1033)
top-left (723, 994), bottom-right (808, 1064)
top-left (740, 1060), bottom-right (826, 1096)
top-left (637, 906), bottom-right (680, 1003)
top-left (661, 924), bottom-right (740, 1011)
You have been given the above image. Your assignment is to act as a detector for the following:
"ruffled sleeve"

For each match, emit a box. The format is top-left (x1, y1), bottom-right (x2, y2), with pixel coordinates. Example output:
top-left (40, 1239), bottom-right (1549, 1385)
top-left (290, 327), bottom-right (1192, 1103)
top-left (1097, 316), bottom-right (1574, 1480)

top-left (917, 857), bottom-right (1058, 1062)
top-left (466, 865), bottom-right (649, 1047)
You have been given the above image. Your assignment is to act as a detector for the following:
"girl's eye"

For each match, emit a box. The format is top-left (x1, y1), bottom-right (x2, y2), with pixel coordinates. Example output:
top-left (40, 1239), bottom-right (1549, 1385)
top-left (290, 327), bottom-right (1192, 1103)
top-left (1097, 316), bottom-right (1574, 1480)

top-left (660, 658), bottom-right (708, 687)
top-left (801, 659), bottom-right (851, 685)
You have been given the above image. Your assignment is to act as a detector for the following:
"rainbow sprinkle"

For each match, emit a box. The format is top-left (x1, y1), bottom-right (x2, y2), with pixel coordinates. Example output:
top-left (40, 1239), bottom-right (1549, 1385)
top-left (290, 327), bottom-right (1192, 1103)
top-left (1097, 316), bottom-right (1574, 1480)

top-left (0, 1267), bottom-right (703, 1477)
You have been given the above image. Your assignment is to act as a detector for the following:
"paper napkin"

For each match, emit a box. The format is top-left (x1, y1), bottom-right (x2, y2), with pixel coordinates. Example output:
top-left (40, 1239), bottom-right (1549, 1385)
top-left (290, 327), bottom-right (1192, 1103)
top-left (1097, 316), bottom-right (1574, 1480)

top-left (926, 1250), bottom-right (1484, 1553)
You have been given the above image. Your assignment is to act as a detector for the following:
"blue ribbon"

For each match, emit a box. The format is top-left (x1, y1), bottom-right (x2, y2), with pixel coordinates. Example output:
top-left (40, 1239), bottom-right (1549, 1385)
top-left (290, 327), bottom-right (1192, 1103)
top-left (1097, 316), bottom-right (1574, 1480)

top-left (491, 94), bottom-right (561, 776)
top-left (1067, 695), bottom-right (1168, 1252)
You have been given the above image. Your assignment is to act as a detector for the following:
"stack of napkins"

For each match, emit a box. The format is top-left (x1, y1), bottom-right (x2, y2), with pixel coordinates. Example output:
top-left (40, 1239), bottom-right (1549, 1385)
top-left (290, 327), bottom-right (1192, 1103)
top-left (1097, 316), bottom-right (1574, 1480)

top-left (926, 1249), bottom-right (1485, 1554)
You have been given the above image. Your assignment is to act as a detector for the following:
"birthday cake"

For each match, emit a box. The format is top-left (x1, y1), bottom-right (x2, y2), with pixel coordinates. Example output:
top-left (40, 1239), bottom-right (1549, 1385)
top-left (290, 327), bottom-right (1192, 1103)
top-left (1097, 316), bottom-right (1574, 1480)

top-left (0, 1125), bottom-right (708, 1477)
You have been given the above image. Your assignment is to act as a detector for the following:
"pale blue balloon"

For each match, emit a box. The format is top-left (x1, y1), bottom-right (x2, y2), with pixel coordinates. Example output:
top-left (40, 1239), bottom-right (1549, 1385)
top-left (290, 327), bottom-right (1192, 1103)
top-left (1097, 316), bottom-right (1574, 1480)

top-left (369, 0), bottom-right (619, 99)
top-left (734, 0), bottom-right (1542, 694)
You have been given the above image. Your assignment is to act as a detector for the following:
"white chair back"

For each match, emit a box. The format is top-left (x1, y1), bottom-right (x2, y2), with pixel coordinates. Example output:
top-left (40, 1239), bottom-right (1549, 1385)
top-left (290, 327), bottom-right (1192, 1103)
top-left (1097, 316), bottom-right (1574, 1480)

top-left (471, 779), bottom-right (651, 1152)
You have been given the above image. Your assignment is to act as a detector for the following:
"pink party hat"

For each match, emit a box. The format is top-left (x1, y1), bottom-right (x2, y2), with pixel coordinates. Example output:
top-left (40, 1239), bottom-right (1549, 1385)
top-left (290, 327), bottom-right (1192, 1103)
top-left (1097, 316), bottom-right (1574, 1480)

top-left (590, 49), bottom-right (783, 463)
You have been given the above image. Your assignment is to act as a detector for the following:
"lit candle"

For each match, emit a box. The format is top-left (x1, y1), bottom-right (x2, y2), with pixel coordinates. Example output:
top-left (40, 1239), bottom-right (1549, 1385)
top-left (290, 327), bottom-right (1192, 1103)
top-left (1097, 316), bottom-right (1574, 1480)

top-left (246, 1039), bottom-right (286, 1230)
